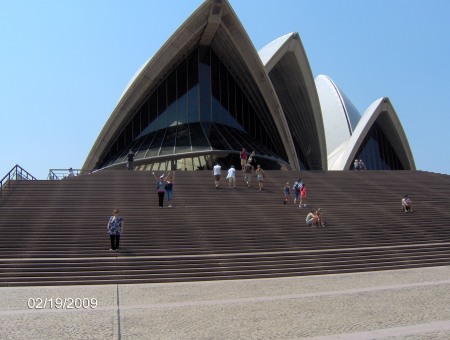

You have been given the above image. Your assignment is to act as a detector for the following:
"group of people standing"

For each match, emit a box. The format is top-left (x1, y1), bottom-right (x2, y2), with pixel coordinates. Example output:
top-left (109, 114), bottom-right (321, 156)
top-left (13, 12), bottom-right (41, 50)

top-left (283, 178), bottom-right (326, 227)
top-left (284, 178), bottom-right (307, 207)
top-left (153, 171), bottom-right (175, 208)
top-left (353, 159), bottom-right (366, 170)
top-left (213, 149), bottom-right (265, 191)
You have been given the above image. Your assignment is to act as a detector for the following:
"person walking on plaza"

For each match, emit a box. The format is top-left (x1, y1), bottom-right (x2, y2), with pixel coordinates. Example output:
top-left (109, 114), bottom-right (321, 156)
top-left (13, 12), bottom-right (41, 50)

top-left (165, 172), bottom-right (175, 207)
top-left (127, 149), bottom-right (135, 170)
top-left (153, 172), bottom-right (167, 207)
top-left (227, 165), bottom-right (236, 189)
top-left (107, 209), bottom-right (123, 251)
top-left (256, 165), bottom-right (265, 191)
top-left (213, 162), bottom-right (222, 189)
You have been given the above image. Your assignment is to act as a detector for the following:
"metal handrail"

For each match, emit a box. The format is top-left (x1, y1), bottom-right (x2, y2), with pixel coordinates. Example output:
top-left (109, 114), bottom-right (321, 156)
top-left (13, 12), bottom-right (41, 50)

top-left (48, 168), bottom-right (84, 180)
top-left (0, 164), bottom-right (37, 197)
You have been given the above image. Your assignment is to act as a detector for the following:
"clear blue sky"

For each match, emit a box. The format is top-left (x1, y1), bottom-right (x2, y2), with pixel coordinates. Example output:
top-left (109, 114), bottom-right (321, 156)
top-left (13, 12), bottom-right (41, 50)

top-left (1, 0), bottom-right (449, 179)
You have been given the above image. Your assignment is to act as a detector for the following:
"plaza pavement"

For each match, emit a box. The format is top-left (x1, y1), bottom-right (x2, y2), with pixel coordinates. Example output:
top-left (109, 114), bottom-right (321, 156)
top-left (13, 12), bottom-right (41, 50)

top-left (1, 266), bottom-right (450, 339)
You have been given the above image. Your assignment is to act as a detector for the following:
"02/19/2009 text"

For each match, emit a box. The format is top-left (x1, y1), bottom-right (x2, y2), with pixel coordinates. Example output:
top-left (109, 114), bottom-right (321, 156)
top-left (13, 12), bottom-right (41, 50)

top-left (27, 297), bottom-right (98, 309)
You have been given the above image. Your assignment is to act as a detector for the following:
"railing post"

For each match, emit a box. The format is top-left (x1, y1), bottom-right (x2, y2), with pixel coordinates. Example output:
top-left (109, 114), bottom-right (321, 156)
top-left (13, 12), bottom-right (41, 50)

top-left (1, 164), bottom-right (37, 198)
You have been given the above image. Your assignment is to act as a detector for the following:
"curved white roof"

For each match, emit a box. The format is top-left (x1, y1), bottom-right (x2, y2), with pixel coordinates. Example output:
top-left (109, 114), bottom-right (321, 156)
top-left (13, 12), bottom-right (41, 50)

top-left (315, 75), bottom-right (361, 156)
top-left (259, 33), bottom-right (293, 66)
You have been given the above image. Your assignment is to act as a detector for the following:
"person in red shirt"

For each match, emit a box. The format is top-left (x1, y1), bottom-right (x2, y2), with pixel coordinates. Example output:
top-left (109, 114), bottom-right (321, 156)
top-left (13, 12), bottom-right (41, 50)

top-left (299, 184), bottom-right (307, 207)
top-left (240, 148), bottom-right (248, 171)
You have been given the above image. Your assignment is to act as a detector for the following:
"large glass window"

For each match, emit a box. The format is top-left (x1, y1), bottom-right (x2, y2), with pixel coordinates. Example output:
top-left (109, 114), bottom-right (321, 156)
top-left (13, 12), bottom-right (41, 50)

top-left (100, 47), bottom-right (287, 170)
top-left (177, 59), bottom-right (188, 125)
top-left (166, 71), bottom-right (177, 128)
top-left (190, 122), bottom-right (210, 151)
top-left (187, 52), bottom-right (199, 123)
top-left (175, 124), bottom-right (191, 154)
top-left (199, 47), bottom-right (211, 122)
top-left (160, 126), bottom-right (177, 155)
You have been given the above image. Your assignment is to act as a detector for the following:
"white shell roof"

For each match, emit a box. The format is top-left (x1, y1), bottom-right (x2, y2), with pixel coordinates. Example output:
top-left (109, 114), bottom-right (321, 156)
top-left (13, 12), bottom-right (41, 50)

top-left (258, 33), bottom-right (293, 66)
top-left (315, 75), bottom-right (361, 156)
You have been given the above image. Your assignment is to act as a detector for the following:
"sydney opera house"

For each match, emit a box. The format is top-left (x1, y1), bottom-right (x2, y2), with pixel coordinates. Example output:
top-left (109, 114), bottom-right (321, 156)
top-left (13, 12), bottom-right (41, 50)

top-left (83, 0), bottom-right (415, 173)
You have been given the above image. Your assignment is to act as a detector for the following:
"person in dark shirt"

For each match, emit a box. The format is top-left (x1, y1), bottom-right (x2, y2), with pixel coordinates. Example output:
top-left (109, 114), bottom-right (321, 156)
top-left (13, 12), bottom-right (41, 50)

top-left (127, 149), bottom-right (135, 170)
top-left (248, 151), bottom-right (257, 168)
top-left (107, 209), bottom-right (124, 251)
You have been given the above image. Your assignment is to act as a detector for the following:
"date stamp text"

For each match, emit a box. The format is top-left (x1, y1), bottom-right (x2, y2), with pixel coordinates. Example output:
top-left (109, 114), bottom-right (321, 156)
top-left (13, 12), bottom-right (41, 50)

top-left (27, 297), bottom-right (98, 309)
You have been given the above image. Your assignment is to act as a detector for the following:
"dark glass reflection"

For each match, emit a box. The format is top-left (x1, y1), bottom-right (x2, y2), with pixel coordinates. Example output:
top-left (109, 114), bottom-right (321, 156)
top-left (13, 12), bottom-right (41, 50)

top-left (100, 47), bottom-right (287, 170)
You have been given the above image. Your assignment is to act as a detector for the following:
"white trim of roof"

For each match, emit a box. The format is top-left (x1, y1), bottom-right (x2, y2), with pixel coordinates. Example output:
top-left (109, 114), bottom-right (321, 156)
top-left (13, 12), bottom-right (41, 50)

top-left (260, 33), bottom-right (327, 169)
top-left (329, 97), bottom-right (415, 170)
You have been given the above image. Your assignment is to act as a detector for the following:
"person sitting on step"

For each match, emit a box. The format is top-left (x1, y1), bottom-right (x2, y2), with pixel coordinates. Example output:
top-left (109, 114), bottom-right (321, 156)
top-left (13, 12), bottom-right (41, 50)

top-left (402, 195), bottom-right (413, 213)
top-left (306, 209), bottom-right (319, 227)
top-left (316, 208), bottom-right (325, 227)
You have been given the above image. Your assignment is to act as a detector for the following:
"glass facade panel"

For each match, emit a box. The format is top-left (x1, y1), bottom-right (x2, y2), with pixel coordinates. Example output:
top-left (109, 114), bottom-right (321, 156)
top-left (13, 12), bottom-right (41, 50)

top-left (135, 132), bottom-right (155, 159)
top-left (219, 62), bottom-right (229, 127)
top-left (215, 125), bottom-right (243, 151)
top-left (175, 124), bottom-right (191, 154)
top-left (177, 59), bottom-right (188, 125)
top-left (146, 129), bottom-right (165, 157)
top-left (199, 47), bottom-right (211, 122)
top-left (160, 126), bottom-right (177, 155)
top-left (99, 47), bottom-right (287, 170)
top-left (166, 71), bottom-right (177, 127)
top-left (157, 81), bottom-right (167, 130)
top-left (187, 51), bottom-right (199, 123)
top-left (190, 122), bottom-right (210, 151)
top-left (203, 123), bottom-right (231, 150)
top-left (140, 101), bottom-right (149, 131)
top-left (211, 51), bottom-right (221, 125)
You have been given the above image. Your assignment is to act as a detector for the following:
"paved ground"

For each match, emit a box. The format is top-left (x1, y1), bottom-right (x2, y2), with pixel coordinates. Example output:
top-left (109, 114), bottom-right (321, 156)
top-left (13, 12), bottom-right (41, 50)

top-left (1, 266), bottom-right (450, 339)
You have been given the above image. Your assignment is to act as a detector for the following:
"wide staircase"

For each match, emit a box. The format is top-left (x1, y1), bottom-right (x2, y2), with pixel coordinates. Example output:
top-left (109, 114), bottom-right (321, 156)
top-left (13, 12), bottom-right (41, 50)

top-left (0, 170), bottom-right (449, 286)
